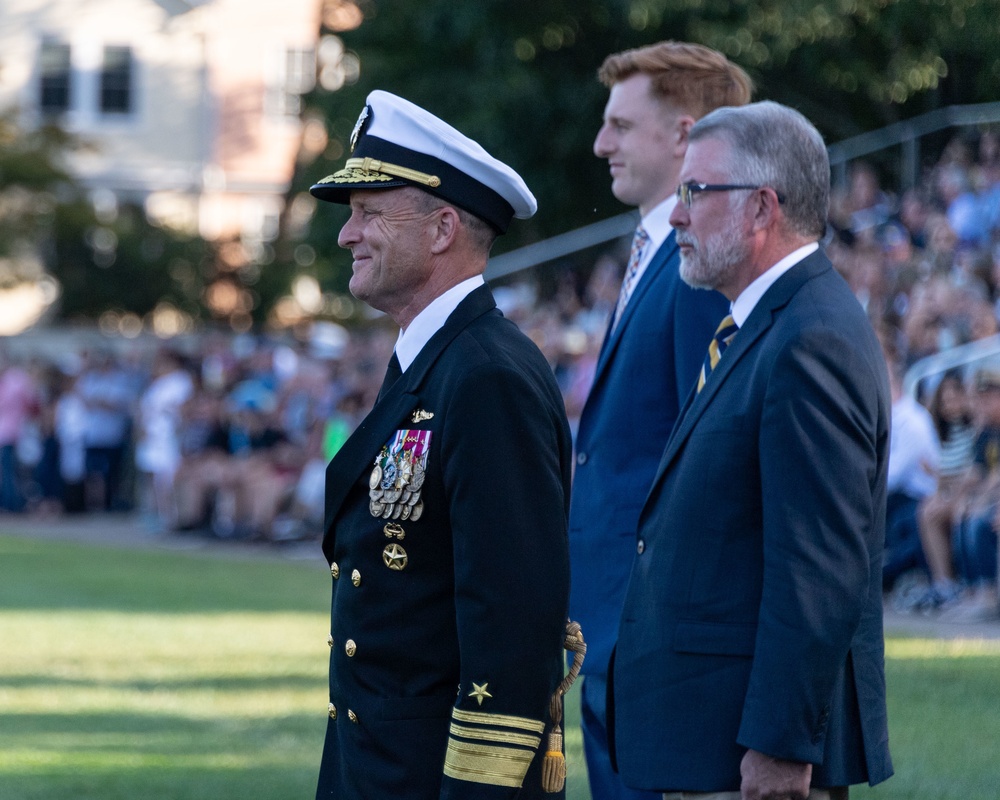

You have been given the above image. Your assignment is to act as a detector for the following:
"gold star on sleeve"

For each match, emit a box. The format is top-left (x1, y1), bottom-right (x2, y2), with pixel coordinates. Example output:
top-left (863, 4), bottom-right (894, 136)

top-left (468, 682), bottom-right (493, 706)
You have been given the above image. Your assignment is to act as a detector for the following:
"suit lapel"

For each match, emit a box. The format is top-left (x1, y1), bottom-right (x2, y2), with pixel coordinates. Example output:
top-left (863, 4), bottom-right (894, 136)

top-left (594, 232), bottom-right (678, 387)
top-left (323, 285), bottom-right (498, 537)
top-left (648, 251), bottom-right (832, 491)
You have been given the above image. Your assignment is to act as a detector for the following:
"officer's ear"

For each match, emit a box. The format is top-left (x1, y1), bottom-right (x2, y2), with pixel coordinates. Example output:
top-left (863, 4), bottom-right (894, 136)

top-left (429, 205), bottom-right (461, 254)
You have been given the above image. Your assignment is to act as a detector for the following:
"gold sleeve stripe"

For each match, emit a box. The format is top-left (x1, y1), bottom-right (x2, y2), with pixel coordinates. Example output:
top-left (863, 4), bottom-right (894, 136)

top-left (451, 707), bottom-right (545, 734)
top-left (443, 739), bottom-right (534, 788)
top-left (448, 722), bottom-right (541, 749)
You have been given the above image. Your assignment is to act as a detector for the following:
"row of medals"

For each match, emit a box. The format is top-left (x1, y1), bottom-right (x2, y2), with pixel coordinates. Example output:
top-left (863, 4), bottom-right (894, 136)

top-left (369, 448), bottom-right (426, 572)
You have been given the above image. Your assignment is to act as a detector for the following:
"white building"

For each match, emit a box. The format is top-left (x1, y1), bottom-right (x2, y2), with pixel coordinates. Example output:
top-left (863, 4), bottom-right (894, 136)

top-left (0, 0), bottom-right (323, 245)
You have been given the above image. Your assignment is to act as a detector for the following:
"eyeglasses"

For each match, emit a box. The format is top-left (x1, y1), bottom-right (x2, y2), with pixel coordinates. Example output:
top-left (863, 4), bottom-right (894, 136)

top-left (676, 181), bottom-right (786, 208)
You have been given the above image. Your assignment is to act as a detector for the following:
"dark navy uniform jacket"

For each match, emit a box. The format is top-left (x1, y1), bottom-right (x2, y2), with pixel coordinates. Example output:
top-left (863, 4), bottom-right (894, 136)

top-left (316, 284), bottom-right (572, 799)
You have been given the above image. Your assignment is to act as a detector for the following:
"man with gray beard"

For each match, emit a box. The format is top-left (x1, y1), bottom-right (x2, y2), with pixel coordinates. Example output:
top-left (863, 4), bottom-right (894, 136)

top-left (609, 101), bottom-right (894, 800)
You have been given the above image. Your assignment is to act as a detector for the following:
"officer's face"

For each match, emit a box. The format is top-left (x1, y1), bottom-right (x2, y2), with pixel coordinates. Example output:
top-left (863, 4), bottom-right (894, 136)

top-left (338, 188), bottom-right (442, 319)
top-left (593, 72), bottom-right (689, 216)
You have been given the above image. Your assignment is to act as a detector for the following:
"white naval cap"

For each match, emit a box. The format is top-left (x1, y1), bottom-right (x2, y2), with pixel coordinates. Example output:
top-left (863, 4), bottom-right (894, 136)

top-left (310, 90), bottom-right (537, 233)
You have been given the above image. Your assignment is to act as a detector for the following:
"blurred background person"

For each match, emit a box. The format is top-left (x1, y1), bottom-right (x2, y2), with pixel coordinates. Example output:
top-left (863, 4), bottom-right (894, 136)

top-left (134, 349), bottom-right (195, 530)
top-left (0, 349), bottom-right (41, 513)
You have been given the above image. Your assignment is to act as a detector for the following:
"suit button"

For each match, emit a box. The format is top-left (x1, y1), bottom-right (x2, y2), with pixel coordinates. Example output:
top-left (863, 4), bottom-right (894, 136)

top-left (351, 569), bottom-right (362, 587)
top-left (345, 639), bottom-right (357, 657)
top-left (348, 709), bottom-right (359, 724)
top-left (576, 452), bottom-right (588, 465)
top-left (330, 562), bottom-right (340, 579)
top-left (636, 539), bottom-right (645, 554)
top-left (327, 634), bottom-right (334, 648)
top-left (328, 703), bottom-right (337, 720)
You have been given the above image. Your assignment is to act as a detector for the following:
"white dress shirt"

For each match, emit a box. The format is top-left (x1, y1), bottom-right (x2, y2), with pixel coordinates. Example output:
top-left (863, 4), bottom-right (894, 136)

top-left (731, 242), bottom-right (819, 327)
top-left (394, 275), bottom-right (485, 371)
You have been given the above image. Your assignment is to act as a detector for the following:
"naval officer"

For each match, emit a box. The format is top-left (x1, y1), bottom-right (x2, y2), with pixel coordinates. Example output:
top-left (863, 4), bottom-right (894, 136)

top-left (310, 91), bottom-right (572, 799)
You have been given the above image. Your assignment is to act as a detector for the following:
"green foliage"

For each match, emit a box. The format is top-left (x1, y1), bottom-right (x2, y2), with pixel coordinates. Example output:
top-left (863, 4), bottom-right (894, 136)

top-left (290, 0), bottom-right (1000, 296)
top-left (49, 203), bottom-right (213, 322)
top-left (0, 110), bottom-right (81, 288)
top-left (0, 110), bottom-right (217, 321)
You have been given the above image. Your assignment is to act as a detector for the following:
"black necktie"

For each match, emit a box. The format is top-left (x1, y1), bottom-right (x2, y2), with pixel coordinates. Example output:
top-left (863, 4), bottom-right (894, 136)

top-left (378, 352), bottom-right (403, 401)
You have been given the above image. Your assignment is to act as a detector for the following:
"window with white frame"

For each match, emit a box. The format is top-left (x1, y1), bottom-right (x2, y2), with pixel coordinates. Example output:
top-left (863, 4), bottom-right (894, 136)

top-left (100, 45), bottom-right (133, 114)
top-left (39, 38), bottom-right (72, 114)
top-left (264, 47), bottom-right (315, 119)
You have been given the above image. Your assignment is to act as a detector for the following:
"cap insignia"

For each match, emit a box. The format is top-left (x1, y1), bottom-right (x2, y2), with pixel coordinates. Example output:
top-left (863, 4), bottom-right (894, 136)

top-left (316, 167), bottom-right (396, 186)
top-left (350, 104), bottom-right (371, 152)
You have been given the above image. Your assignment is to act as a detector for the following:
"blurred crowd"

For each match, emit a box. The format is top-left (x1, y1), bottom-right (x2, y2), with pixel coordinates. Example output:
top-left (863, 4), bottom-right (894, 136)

top-left (1, 128), bottom-right (999, 614)
top-left (826, 128), bottom-right (1000, 623)
top-left (0, 329), bottom-right (391, 541)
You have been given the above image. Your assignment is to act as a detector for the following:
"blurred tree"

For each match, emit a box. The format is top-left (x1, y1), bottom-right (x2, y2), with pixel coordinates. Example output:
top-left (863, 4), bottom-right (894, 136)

top-left (0, 110), bottom-right (77, 290)
top-left (0, 109), bottom-right (214, 325)
top-left (286, 0), bottom-right (1000, 296)
top-left (51, 202), bottom-right (212, 323)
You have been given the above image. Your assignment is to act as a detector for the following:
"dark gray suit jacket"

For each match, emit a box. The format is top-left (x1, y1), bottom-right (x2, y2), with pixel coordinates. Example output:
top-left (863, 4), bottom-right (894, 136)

top-left (611, 250), bottom-right (894, 792)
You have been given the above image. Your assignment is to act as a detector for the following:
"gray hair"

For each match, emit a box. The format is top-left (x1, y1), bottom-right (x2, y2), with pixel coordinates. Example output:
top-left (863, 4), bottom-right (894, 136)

top-left (689, 101), bottom-right (829, 239)
top-left (410, 188), bottom-right (499, 254)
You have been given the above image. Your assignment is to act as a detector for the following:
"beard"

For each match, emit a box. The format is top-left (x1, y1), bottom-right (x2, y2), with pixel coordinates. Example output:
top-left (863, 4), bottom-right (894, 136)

top-left (678, 218), bottom-right (750, 291)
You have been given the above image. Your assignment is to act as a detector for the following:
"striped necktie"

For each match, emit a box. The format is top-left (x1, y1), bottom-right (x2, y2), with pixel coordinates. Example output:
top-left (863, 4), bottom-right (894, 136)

top-left (610, 225), bottom-right (650, 333)
top-left (697, 314), bottom-right (739, 393)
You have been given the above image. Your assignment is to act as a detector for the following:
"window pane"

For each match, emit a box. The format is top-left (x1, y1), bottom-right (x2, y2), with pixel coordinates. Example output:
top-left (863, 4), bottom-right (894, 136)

top-left (101, 46), bottom-right (132, 114)
top-left (39, 40), bottom-right (71, 112)
top-left (265, 47), bottom-right (314, 119)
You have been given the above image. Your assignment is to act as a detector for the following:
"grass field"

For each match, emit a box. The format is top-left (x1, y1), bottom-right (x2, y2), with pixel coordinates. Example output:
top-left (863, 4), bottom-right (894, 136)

top-left (1, 530), bottom-right (998, 799)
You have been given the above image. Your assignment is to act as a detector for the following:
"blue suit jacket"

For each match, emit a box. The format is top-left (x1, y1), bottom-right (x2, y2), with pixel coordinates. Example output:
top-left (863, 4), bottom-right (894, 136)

top-left (611, 251), bottom-right (894, 792)
top-left (569, 230), bottom-right (729, 676)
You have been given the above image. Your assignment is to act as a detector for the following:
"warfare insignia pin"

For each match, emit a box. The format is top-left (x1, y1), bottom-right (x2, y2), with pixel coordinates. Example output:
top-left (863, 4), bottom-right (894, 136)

top-left (411, 409), bottom-right (434, 423)
top-left (369, 430), bottom-right (431, 521)
top-left (350, 105), bottom-right (371, 152)
top-left (384, 522), bottom-right (405, 540)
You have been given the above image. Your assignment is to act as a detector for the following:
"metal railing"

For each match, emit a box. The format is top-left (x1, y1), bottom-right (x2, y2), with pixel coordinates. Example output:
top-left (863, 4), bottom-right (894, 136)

top-left (485, 211), bottom-right (637, 281)
top-left (828, 101), bottom-right (1000, 192)
top-left (486, 102), bottom-right (1000, 282)
top-left (904, 334), bottom-right (1000, 398)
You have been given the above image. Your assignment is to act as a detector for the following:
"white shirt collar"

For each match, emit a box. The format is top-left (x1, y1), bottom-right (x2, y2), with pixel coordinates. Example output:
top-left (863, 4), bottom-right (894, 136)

top-left (731, 242), bottom-right (819, 328)
top-left (638, 194), bottom-right (677, 261)
top-left (619, 195), bottom-right (677, 296)
top-left (395, 275), bottom-right (485, 370)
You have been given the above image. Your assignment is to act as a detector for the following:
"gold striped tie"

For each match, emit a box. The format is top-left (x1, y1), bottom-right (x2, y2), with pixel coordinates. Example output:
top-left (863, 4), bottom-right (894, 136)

top-left (697, 314), bottom-right (739, 393)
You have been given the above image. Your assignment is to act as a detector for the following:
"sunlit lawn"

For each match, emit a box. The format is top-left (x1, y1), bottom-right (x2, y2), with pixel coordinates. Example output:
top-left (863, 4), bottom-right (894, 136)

top-left (0, 531), bottom-right (586, 799)
top-left (0, 532), bottom-right (331, 800)
top-left (1, 530), bottom-right (997, 799)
